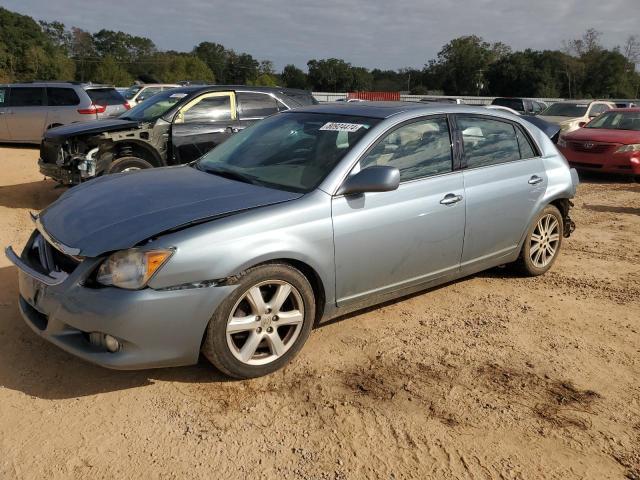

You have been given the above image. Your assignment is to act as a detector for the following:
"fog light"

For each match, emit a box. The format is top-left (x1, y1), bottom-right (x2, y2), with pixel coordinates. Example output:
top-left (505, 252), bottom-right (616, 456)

top-left (104, 335), bottom-right (120, 353)
top-left (88, 332), bottom-right (121, 352)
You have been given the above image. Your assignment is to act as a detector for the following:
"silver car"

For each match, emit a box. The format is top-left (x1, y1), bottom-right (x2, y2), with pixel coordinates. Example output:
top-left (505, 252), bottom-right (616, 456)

top-left (0, 82), bottom-right (130, 143)
top-left (6, 103), bottom-right (579, 378)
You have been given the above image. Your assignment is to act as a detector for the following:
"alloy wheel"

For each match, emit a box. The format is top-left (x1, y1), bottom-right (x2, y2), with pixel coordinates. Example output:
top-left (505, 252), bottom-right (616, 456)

top-left (529, 213), bottom-right (560, 268)
top-left (225, 280), bottom-right (305, 366)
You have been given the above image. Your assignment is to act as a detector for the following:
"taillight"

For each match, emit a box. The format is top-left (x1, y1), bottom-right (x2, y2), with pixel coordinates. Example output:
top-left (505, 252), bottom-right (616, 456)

top-left (123, 101), bottom-right (132, 110)
top-left (77, 103), bottom-right (107, 114)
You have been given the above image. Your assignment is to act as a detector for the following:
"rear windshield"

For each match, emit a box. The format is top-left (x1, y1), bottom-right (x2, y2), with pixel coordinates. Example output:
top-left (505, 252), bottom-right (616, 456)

top-left (86, 88), bottom-right (125, 105)
top-left (586, 111), bottom-right (640, 131)
top-left (283, 92), bottom-right (319, 106)
top-left (542, 103), bottom-right (588, 117)
top-left (492, 98), bottom-right (524, 111)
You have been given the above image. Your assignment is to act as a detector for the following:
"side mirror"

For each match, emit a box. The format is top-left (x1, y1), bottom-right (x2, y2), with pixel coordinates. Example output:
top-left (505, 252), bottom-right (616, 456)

top-left (578, 121), bottom-right (586, 128)
top-left (338, 166), bottom-right (400, 196)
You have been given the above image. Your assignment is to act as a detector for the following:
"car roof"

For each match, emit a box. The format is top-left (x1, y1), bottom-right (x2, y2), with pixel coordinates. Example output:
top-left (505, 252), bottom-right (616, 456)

top-left (0, 82), bottom-right (116, 89)
top-left (283, 101), bottom-right (489, 119)
top-left (173, 85), bottom-right (311, 96)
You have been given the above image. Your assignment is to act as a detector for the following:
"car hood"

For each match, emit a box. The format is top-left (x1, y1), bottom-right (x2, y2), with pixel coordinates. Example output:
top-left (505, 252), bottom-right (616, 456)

top-left (44, 118), bottom-right (142, 141)
top-left (38, 166), bottom-right (303, 257)
top-left (564, 128), bottom-right (640, 144)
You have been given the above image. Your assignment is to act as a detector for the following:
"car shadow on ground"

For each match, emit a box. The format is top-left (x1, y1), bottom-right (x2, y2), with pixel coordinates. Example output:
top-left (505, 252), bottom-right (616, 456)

top-left (0, 180), bottom-right (65, 210)
top-left (576, 170), bottom-right (638, 188)
top-left (0, 266), bottom-right (232, 400)
top-left (584, 204), bottom-right (640, 216)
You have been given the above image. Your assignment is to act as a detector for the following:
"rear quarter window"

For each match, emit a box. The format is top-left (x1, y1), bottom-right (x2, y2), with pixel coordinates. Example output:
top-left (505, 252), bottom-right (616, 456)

top-left (86, 88), bottom-right (125, 105)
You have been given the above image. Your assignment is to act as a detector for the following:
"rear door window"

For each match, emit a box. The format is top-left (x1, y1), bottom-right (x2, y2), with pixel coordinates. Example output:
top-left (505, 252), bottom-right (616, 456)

top-left (47, 87), bottom-right (80, 106)
top-left (237, 92), bottom-right (279, 119)
top-left (458, 116), bottom-right (521, 168)
top-left (86, 88), bottom-right (125, 105)
top-left (8, 87), bottom-right (45, 107)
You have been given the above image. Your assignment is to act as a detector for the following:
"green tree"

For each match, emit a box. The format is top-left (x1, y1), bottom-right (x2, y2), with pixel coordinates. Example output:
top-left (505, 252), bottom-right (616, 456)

top-left (427, 35), bottom-right (509, 95)
top-left (307, 58), bottom-right (352, 91)
top-left (94, 55), bottom-right (132, 85)
top-left (193, 42), bottom-right (228, 82)
top-left (281, 64), bottom-right (307, 89)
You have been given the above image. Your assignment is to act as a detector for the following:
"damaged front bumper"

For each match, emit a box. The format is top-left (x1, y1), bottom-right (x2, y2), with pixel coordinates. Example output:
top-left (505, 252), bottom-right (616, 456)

top-left (39, 147), bottom-right (99, 185)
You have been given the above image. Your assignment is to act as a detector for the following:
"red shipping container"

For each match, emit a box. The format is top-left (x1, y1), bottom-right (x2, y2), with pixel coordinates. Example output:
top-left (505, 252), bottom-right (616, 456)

top-left (348, 91), bottom-right (400, 101)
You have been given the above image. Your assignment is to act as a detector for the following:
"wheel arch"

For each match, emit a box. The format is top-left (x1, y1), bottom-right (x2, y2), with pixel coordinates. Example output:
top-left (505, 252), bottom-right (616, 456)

top-left (224, 258), bottom-right (327, 326)
top-left (112, 140), bottom-right (165, 167)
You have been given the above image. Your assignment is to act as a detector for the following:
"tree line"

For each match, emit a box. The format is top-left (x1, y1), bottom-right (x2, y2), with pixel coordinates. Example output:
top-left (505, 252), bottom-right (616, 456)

top-left (1, 7), bottom-right (639, 98)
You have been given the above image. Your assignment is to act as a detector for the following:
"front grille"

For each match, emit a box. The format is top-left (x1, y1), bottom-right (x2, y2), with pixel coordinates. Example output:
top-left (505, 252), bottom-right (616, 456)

top-left (23, 232), bottom-right (81, 276)
top-left (568, 141), bottom-right (615, 154)
top-left (570, 161), bottom-right (603, 169)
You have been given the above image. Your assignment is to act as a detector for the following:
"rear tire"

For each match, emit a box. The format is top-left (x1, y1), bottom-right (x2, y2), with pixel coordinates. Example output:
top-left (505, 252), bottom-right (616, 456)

top-left (202, 263), bottom-right (316, 379)
top-left (108, 156), bottom-right (154, 173)
top-left (515, 205), bottom-right (563, 276)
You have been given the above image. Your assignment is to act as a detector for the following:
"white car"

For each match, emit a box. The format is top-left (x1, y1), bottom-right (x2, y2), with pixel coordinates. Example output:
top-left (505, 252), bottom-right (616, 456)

top-left (123, 84), bottom-right (181, 105)
top-left (539, 100), bottom-right (616, 133)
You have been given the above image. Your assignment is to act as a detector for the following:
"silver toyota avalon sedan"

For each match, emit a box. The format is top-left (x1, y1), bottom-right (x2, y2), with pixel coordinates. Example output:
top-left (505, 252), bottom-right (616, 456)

top-left (6, 102), bottom-right (579, 379)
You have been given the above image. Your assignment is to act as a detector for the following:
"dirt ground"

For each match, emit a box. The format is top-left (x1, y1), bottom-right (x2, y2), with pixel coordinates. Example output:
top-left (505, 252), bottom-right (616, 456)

top-left (0, 146), bottom-right (638, 480)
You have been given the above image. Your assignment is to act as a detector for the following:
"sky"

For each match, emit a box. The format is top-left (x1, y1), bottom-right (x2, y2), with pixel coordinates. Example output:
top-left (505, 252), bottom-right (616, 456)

top-left (3, 0), bottom-right (638, 70)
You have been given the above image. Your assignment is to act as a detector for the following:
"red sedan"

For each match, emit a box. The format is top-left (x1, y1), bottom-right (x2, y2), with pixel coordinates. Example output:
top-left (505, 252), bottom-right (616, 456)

top-left (558, 108), bottom-right (640, 177)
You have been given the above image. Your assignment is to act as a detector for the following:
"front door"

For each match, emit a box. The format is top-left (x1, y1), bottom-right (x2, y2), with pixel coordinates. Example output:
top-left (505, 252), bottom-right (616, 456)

top-left (171, 91), bottom-right (238, 163)
top-left (332, 116), bottom-right (466, 306)
top-left (455, 114), bottom-right (547, 267)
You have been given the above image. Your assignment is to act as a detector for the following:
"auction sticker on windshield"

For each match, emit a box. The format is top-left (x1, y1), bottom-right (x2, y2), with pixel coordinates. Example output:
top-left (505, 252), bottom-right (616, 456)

top-left (320, 122), bottom-right (365, 132)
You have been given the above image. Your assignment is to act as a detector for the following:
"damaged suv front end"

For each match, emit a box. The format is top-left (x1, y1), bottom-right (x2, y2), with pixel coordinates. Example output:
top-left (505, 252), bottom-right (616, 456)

top-left (39, 118), bottom-right (166, 185)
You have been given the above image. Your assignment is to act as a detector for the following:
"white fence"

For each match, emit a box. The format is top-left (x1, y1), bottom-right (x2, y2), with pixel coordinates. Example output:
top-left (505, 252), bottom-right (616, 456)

top-left (312, 92), bottom-right (565, 105)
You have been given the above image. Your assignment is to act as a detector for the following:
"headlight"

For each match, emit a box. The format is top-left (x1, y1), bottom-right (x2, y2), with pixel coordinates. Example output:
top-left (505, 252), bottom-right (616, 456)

top-left (96, 248), bottom-right (173, 290)
top-left (557, 136), bottom-right (567, 148)
top-left (615, 144), bottom-right (640, 153)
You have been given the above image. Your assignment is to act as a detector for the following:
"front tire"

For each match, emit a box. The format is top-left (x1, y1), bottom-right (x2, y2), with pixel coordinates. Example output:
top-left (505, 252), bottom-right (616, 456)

top-left (202, 263), bottom-right (316, 379)
top-left (108, 156), bottom-right (154, 173)
top-left (516, 205), bottom-right (563, 276)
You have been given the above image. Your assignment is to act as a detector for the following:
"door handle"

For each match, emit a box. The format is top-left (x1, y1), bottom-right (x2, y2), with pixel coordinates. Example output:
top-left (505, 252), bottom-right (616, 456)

top-left (528, 175), bottom-right (543, 185)
top-left (440, 193), bottom-right (463, 205)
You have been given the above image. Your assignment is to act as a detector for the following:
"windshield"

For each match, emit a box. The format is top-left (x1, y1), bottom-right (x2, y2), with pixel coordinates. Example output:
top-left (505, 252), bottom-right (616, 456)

top-left (586, 111), bottom-right (640, 130)
top-left (120, 89), bottom-right (189, 122)
top-left (196, 112), bottom-right (379, 193)
top-left (123, 85), bottom-right (142, 100)
top-left (542, 103), bottom-right (588, 117)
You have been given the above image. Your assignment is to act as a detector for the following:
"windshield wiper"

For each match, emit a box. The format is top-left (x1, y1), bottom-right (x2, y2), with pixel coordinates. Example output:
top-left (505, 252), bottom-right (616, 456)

top-left (197, 165), bottom-right (258, 185)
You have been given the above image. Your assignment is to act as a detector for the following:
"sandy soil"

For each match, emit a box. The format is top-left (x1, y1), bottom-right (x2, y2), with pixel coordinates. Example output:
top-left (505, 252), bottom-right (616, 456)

top-left (0, 146), bottom-right (638, 479)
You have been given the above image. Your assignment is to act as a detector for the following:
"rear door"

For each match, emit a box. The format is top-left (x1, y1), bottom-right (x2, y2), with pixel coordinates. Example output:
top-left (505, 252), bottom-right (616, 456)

top-left (6, 87), bottom-right (46, 142)
top-left (236, 91), bottom-right (281, 131)
top-left (0, 87), bottom-right (9, 141)
top-left (171, 91), bottom-right (238, 163)
top-left (455, 114), bottom-right (546, 268)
